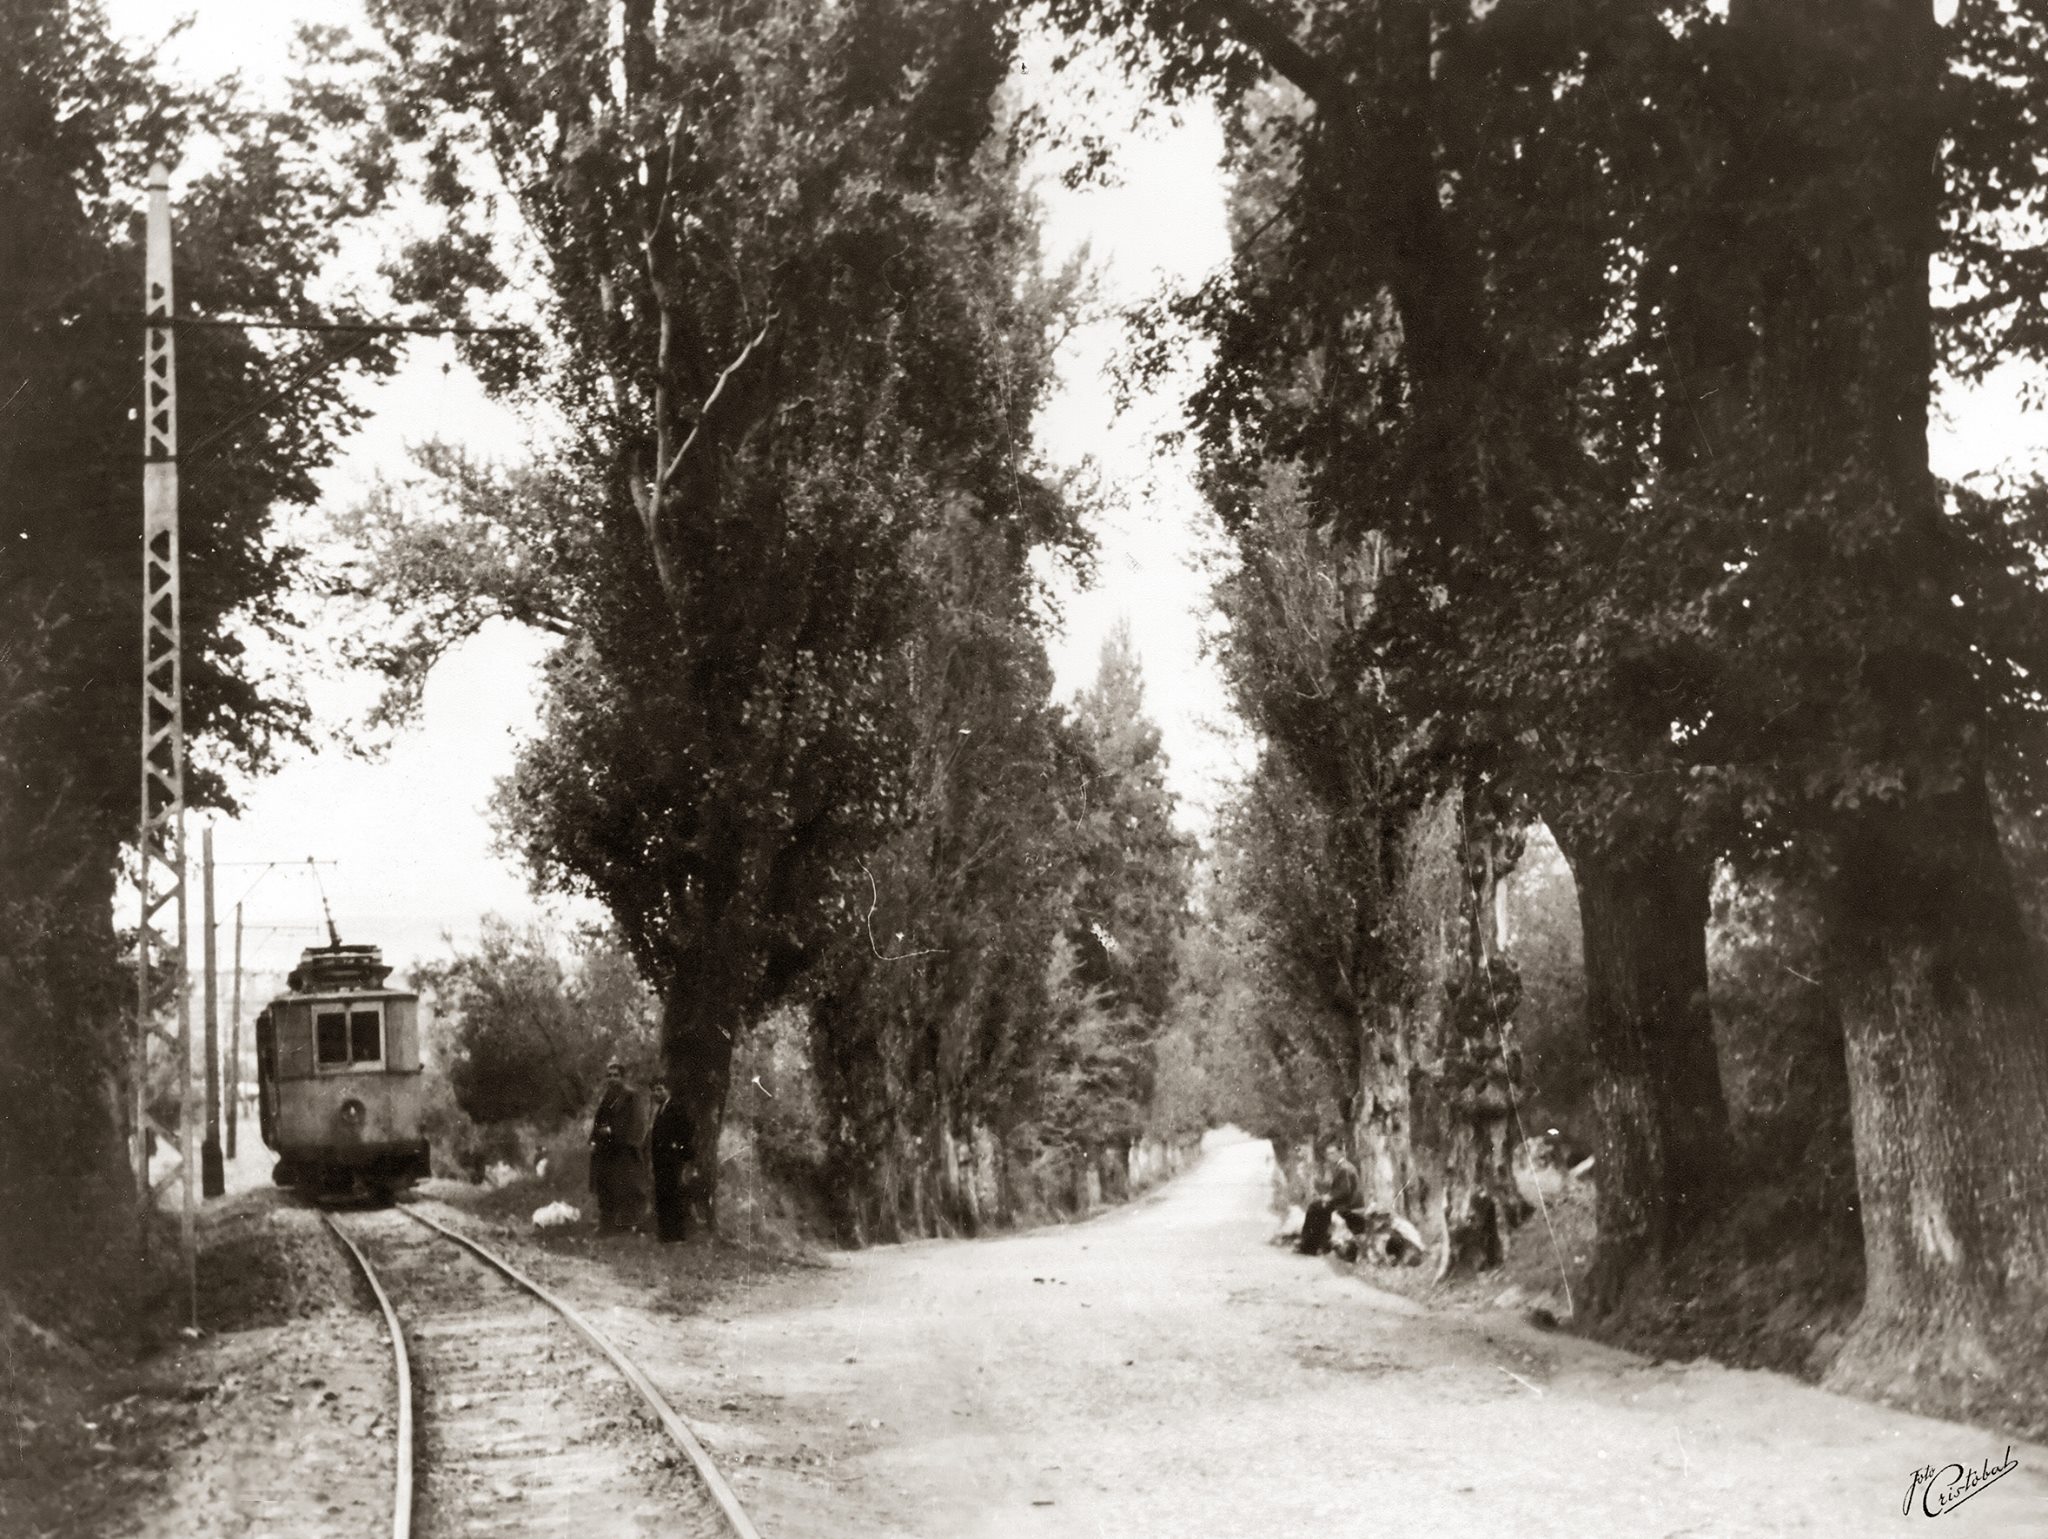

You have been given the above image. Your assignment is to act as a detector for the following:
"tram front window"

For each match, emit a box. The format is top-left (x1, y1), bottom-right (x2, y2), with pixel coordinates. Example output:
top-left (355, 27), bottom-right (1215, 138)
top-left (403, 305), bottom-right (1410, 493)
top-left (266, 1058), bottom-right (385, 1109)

top-left (316, 1010), bottom-right (349, 1065)
top-left (316, 1007), bottom-right (383, 1066)
top-left (349, 1009), bottom-right (382, 1063)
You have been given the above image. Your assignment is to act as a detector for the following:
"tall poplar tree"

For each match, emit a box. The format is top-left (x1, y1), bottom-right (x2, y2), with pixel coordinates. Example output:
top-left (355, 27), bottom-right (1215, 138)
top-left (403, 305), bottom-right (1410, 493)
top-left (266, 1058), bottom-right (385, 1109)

top-left (363, 0), bottom-right (1080, 1217)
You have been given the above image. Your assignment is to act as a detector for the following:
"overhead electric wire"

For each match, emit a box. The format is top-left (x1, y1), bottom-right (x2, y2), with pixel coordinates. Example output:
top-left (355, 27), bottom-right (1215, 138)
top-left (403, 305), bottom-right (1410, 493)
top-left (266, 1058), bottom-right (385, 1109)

top-left (172, 315), bottom-right (529, 337)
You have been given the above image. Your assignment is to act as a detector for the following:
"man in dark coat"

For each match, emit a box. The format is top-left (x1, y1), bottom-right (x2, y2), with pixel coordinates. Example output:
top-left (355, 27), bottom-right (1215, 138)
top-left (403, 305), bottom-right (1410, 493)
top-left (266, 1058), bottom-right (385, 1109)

top-left (589, 1061), bottom-right (641, 1234)
top-left (649, 1079), bottom-right (697, 1244)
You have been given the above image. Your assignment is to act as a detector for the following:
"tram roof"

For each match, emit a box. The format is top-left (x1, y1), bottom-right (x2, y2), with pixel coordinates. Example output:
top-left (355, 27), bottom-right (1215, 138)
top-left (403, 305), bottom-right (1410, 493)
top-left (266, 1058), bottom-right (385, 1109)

top-left (285, 942), bottom-right (408, 996)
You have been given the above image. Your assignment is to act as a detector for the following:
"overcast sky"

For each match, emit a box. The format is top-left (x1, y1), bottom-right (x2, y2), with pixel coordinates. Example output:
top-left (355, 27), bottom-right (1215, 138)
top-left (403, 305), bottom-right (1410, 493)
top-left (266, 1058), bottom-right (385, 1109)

top-left (103, 1), bottom-right (1243, 974)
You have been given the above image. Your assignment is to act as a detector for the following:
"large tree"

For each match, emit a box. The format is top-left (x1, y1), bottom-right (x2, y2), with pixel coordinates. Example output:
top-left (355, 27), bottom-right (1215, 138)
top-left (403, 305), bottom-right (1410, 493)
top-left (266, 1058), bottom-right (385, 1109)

top-left (0, 3), bottom-right (394, 1285)
top-left (1680, 0), bottom-right (2048, 1422)
top-left (361, 0), bottom-right (1080, 1218)
top-left (803, 500), bottom-right (1095, 1242)
top-left (1212, 467), bottom-right (1528, 1272)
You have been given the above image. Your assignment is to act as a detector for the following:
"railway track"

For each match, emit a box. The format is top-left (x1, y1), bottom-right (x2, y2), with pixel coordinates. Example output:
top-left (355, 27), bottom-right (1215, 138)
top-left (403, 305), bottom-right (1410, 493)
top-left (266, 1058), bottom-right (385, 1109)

top-left (324, 1204), bottom-right (761, 1539)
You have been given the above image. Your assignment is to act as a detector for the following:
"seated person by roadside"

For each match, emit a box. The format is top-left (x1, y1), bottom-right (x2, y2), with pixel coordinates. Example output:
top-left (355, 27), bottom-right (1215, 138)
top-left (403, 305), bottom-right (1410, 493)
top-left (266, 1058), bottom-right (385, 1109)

top-left (1297, 1158), bottom-right (1363, 1256)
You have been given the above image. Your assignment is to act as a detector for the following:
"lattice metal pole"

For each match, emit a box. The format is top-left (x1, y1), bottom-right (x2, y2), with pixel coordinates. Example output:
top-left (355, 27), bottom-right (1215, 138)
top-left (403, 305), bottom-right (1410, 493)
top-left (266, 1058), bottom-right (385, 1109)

top-left (135, 161), bottom-right (197, 1324)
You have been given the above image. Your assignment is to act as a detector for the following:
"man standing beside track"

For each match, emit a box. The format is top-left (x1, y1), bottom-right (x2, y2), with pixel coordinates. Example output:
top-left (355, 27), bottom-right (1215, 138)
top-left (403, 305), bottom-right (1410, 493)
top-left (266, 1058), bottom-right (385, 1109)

top-left (589, 1061), bottom-right (644, 1234)
top-left (649, 1078), bottom-right (697, 1243)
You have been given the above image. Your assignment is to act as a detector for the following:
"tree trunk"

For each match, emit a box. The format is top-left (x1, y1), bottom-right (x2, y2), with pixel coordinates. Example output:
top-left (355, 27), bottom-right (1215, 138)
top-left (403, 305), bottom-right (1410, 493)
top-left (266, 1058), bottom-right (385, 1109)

top-left (1792, 0), bottom-right (2048, 1426)
top-left (1560, 838), bottom-right (1732, 1312)
top-left (660, 961), bottom-right (739, 1229)
top-left (1823, 783), bottom-right (2048, 1424)
top-left (1355, 1000), bottom-right (1430, 1229)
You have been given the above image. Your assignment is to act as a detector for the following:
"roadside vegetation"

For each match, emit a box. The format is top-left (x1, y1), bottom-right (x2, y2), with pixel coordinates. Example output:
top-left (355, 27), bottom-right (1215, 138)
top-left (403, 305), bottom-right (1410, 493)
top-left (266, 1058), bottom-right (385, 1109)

top-left (407, 621), bottom-right (1202, 1252)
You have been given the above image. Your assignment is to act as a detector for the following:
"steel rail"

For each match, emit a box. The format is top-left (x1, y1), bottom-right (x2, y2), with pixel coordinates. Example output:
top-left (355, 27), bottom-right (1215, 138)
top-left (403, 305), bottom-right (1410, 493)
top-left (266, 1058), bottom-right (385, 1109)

top-left (321, 1213), bottom-right (416, 1539)
top-left (395, 1203), bottom-right (764, 1539)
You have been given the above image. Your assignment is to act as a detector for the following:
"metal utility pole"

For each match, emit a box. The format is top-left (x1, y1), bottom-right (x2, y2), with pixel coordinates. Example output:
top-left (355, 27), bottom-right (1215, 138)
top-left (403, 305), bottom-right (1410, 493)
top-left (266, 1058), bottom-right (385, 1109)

top-left (226, 901), bottom-right (242, 1160)
top-left (113, 168), bottom-right (518, 1307)
top-left (133, 161), bottom-right (197, 1325)
top-left (202, 825), bottom-right (223, 1197)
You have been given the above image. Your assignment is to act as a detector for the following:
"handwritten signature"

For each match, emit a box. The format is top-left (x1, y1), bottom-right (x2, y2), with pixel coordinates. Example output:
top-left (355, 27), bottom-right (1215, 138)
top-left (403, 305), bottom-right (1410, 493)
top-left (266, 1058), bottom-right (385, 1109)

top-left (1904, 1448), bottom-right (2019, 1517)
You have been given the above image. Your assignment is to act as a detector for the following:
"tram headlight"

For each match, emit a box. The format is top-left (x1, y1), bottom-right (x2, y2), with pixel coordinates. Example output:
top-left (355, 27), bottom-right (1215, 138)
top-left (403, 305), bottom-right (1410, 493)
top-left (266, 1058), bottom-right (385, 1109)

top-left (340, 1097), bottom-right (366, 1127)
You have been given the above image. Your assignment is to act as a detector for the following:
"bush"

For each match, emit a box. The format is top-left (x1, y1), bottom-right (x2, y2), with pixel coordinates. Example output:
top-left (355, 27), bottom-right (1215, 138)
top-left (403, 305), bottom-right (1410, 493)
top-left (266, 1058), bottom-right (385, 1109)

top-left (418, 1061), bottom-right (525, 1181)
top-left (415, 918), bottom-right (655, 1129)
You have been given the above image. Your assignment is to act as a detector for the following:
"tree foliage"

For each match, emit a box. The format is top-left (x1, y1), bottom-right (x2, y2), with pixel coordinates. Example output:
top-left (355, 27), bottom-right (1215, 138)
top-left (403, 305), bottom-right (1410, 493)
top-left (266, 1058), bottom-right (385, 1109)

top-left (802, 499), bottom-right (1088, 1237)
top-left (1066, 623), bottom-right (1192, 1030)
top-left (804, 558), bottom-right (1194, 1239)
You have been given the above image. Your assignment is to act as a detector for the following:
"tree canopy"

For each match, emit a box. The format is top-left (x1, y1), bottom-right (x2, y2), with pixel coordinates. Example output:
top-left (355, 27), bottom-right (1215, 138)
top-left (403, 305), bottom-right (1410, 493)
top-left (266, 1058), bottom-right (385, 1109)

top-left (0, 2), bottom-right (399, 1281)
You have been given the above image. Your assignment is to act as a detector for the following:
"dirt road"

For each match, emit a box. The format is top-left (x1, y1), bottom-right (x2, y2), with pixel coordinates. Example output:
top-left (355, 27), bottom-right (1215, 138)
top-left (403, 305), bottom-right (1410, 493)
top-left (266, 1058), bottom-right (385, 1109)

top-left (584, 1131), bottom-right (2047, 1539)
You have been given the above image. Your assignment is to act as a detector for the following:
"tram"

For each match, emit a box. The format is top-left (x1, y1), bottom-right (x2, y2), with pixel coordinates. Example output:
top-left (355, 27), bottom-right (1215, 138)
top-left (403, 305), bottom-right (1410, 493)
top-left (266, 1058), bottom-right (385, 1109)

top-left (255, 939), bottom-right (431, 1200)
